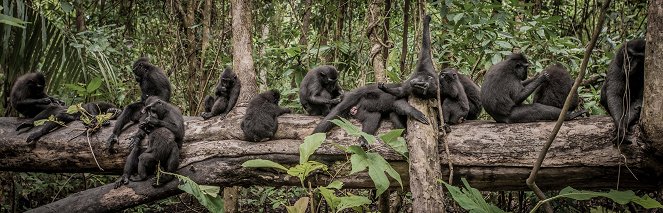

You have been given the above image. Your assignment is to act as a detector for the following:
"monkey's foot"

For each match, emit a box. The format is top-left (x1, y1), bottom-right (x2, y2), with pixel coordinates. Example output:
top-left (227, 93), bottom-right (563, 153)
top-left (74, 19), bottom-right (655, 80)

top-left (106, 135), bottom-right (118, 154)
top-left (411, 111), bottom-right (430, 125)
top-left (130, 175), bottom-right (147, 182)
top-left (26, 134), bottom-right (40, 145)
top-left (114, 176), bottom-right (130, 189)
top-left (15, 122), bottom-right (34, 132)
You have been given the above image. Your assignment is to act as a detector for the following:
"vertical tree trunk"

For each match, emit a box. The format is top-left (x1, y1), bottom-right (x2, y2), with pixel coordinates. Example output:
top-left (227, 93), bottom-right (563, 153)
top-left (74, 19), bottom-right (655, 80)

top-left (382, 0), bottom-right (391, 63)
top-left (399, 0), bottom-right (410, 76)
top-left (74, 0), bottom-right (86, 32)
top-left (641, 0), bottom-right (663, 157)
top-left (223, 186), bottom-right (240, 213)
top-left (289, 0), bottom-right (313, 99)
top-left (334, 0), bottom-right (347, 62)
top-left (367, 0), bottom-right (387, 82)
top-left (231, 0), bottom-right (257, 104)
top-left (259, 24), bottom-right (270, 91)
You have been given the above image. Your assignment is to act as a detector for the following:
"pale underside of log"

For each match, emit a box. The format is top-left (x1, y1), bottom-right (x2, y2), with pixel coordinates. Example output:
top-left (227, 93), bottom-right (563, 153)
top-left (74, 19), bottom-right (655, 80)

top-left (0, 107), bottom-right (660, 212)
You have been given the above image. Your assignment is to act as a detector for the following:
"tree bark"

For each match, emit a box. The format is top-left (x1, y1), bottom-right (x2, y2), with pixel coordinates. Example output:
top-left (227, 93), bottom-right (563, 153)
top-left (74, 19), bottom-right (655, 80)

top-left (10, 114), bottom-right (660, 212)
top-left (399, 0), bottom-right (410, 75)
top-left (75, 0), bottom-right (86, 32)
top-left (231, 0), bottom-right (257, 103)
top-left (367, 0), bottom-right (387, 82)
top-left (642, 0), bottom-right (663, 157)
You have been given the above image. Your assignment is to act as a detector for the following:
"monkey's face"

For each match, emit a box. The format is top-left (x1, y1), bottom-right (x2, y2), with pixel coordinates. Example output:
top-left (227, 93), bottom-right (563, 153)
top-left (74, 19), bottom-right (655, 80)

top-left (319, 69), bottom-right (338, 85)
top-left (26, 74), bottom-right (46, 92)
top-left (514, 61), bottom-right (530, 80)
top-left (410, 74), bottom-right (437, 97)
top-left (439, 69), bottom-right (458, 83)
top-left (217, 78), bottom-right (235, 95)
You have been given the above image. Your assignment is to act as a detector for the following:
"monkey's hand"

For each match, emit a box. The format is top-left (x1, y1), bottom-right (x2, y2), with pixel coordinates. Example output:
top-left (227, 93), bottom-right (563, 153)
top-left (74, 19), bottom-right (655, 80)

top-left (200, 112), bottom-right (212, 120)
top-left (328, 97), bottom-right (342, 104)
top-left (138, 122), bottom-right (154, 132)
top-left (49, 97), bottom-right (65, 106)
top-left (114, 175), bottom-right (130, 188)
top-left (538, 71), bottom-right (550, 82)
top-left (26, 133), bottom-right (40, 145)
top-left (128, 136), bottom-right (142, 150)
top-left (411, 111), bottom-right (430, 125)
top-left (15, 122), bottom-right (34, 132)
top-left (377, 82), bottom-right (387, 90)
top-left (106, 134), bottom-right (118, 154)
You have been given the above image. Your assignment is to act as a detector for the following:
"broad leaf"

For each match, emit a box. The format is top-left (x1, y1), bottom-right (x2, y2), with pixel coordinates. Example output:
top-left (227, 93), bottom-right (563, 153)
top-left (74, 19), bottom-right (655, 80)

top-left (285, 197), bottom-right (309, 213)
top-left (330, 118), bottom-right (377, 144)
top-left (441, 178), bottom-right (506, 213)
top-left (287, 161), bottom-right (327, 186)
top-left (347, 146), bottom-right (403, 197)
top-left (299, 133), bottom-right (325, 164)
top-left (379, 129), bottom-right (408, 158)
top-left (241, 159), bottom-right (288, 172)
top-left (174, 173), bottom-right (224, 213)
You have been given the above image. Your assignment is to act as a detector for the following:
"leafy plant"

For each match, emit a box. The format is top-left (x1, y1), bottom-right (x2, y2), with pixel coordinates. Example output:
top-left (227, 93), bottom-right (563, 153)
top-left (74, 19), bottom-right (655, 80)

top-left (159, 169), bottom-right (224, 213)
top-left (441, 178), bottom-right (506, 213)
top-left (64, 77), bottom-right (103, 102)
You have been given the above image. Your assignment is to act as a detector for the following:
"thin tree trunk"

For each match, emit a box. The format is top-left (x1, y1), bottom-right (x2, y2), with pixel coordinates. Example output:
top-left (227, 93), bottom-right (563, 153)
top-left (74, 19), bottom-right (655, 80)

top-left (259, 24), bottom-right (269, 91)
top-left (75, 0), bottom-right (86, 32)
top-left (641, 0), bottom-right (663, 157)
top-left (399, 0), bottom-right (410, 76)
top-left (231, 0), bottom-right (257, 103)
top-left (334, 0), bottom-right (347, 62)
top-left (367, 0), bottom-right (387, 82)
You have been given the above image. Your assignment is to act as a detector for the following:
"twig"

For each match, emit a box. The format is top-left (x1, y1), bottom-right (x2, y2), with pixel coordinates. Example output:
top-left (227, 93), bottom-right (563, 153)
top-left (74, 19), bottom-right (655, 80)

top-left (525, 0), bottom-right (611, 212)
top-left (86, 131), bottom-right (104, 171)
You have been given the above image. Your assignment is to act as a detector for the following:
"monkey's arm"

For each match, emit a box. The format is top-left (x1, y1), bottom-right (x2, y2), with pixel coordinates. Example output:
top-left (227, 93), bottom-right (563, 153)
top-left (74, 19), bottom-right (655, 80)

top-left (307, 93), bottom-right (338, 105)
top-left (378, 83), bottom-right (408, 98)
top-left (514, 74), bottom-right (547, 104)
top-left (223, 85), bottom-right (241, 115)
top-left (14, 97), bottom-right (53, 108)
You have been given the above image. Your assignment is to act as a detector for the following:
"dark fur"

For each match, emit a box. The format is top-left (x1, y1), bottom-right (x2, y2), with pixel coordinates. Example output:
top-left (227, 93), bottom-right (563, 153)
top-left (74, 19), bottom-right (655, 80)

top-left (241, 90), bottom-right (291, 142)
top-left (481, 53), bottom-right (585, 123)
top-left (457, 72), bottom-right (482, 120)
top-left (300, 65), bottom-right (343, 116)
top-left (533, 63), bottom-right (579, 111)
top-left (314, 84), bottom-right (430, 146)
top-left (132, 57), bottom-right (172, 102)
top-left (10, 73), bottom-right (64, 118)
top-left (201, 68), bottom-right (241, 120)
top-left (378, 15), bottom-right (437, 99)
top-left (439, 68), bottom-right (469, 124)
top-left (115, 96), bottom-right (183, 188)
top-left (107, 57), bottom-right (173, 152)
top-left (600, 38), bottom-right (646, 144)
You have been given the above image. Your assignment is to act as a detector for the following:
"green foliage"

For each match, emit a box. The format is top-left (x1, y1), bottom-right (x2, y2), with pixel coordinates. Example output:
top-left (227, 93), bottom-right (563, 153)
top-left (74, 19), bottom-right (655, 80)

top-left (160, 170), bottom-right (224, 213)
top-left (318, 186), bottom-right (371, 212)
top-left (441, 178), bottom-right (506, 213)
top-left (330, 118), bottom-right (377, 144)
top-left (347, 146), bottom-right (402, 198)
top-left (242, 159), bottom-right (288, 172)
top-left (529, 187), bottom-right (663, 212)
top-left (299, 133), bottom-right (326, 163)
top-left (379, 129), bottom-right (409, 159)
top-left (284, 197), bottom-right (309, 213)
top-left (64, 77), bottom-right (103, 101)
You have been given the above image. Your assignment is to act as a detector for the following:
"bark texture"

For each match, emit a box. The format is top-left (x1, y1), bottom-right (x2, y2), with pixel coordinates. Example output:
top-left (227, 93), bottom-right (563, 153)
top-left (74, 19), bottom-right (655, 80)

top-left (406, 98), bottom-right (445, 212)
top-left (231, 0), bottom-right (257, 103)
top-left (2, 112), bottom-right (661, 212)
top-left (367, 0), bottom-right (387, 82)
top-left (642, 0), bottom-right (663, 157)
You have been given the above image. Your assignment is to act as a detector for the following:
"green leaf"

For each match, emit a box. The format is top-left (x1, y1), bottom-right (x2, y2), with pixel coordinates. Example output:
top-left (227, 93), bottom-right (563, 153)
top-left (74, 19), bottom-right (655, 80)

top-left (335, 195), bottom-right (371, 213)
top-left (519, 26), bottom-right (532, 32)
top-left (60, 1), bottom-right (73, 13)
top-left (86, 77), bottom-right (103, 93)
top-left (287, 161), bottom-right (327, 186)
top-left (452, 13), bottom-right (465, 24)
top-left (241, 159), bottom-right (288, 172)
top-left (495, 41), bottom-right (512, 49)
top-left (285, 197), bottom-right (309, 213)
top-left (0, 14), bottom-right (28, 28)
top-left (173, 173), bottom-right (224, 213)
top-left (299, 133), bottom-right (325, 164)
top-left (64, 83), bottom-right (86, 93)
top-left (326, 180), bottom-right (343, 190)
top-left (347, 147), bottom-right (403, 197)
top-left (557, 187), bottom-right (663, 208)
top-left (441, 178), bottom-right (507, 213)
top-left (330, 118), bottom-right (377, 144)
top-left (66, 104), bottom-right (80, 114)
top-left (379, 129), bottom-right (408, 158)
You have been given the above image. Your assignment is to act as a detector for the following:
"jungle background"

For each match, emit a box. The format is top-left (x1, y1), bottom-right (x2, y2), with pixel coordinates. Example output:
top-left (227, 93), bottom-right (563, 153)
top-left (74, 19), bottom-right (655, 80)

top-left (0, 0), bottom-right (657, 212)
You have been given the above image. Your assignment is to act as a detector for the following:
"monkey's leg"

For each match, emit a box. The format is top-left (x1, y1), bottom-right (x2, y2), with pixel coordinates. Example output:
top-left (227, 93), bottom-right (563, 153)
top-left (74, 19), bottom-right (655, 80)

top-left (392, 100), bottom-right (429, 125)
top-left (26, 110), bottom-right (76, 145)
top-left (203, 95), bottom-right (214, 112)
top-left (313, 93), bottom-right (360, 133)
top-left (357, 111), bottom-right (382, 147)
top-left (115, 145), bottom-right (142, 188)
top-left (16, 105), bottom-right (62, 132)
top-left (388, 113), bottom-right (405, 129)
top-left (154, 147), bottom-right (180, 187)
top-left (378, 83), bottom-right (408, 98)
top-left (135, 152), bottom-right (157, 181)
top-left (508, 103), bottom-right (585, 123)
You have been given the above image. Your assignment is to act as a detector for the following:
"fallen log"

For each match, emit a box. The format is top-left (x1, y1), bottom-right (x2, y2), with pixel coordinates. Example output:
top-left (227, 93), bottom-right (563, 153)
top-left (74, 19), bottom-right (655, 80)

top-left (1, 108), bottom-right (661, 212)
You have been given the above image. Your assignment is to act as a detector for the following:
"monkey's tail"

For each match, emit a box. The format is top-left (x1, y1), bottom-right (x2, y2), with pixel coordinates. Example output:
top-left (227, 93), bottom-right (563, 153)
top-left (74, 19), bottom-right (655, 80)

top-left (417, 15), bottom-right (432, 66)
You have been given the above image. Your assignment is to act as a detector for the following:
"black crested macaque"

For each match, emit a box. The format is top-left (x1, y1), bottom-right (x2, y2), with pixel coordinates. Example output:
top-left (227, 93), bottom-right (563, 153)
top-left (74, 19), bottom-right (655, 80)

top-left (378, 15), bottom-right (437, 99)
top-left (600, 38), bottom-right (646, 145)
top-left (12, 73), bottom-right (65, 129)
top-left (439, 68), bottom-right (469, 125)
top-left (201, 68), bottom-right (241, 120)
top-left (314, 84), bottom-right (430, 147)
top-left (481, 53), bottom-right (586, 123)
top-left (300, 65), bottom-right (343, 116)
top-left (533, 63), bottom-right (579, 111)
top-left (107, 57), bottom-right (172, 153)
top-left (115, 97), bottom-right (182, 188)
top-left (457, 71), bottom-right (482, 120)
top-left (241, 90), bottom-right (291, 142)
